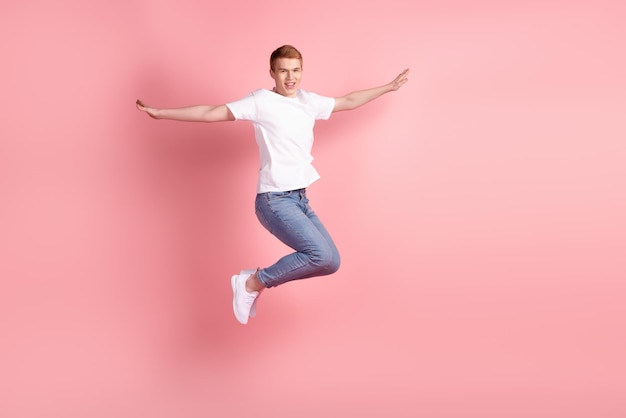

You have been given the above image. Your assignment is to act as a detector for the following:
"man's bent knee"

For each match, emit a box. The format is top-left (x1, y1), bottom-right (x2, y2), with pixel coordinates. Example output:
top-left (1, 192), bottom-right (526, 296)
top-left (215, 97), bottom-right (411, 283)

top-left (310, 247), bottom-right (340, 276)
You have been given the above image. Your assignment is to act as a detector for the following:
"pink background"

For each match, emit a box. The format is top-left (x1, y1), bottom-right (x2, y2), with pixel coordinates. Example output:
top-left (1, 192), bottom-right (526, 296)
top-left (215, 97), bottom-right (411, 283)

top-left (1, 0), bottom-right (625, 417)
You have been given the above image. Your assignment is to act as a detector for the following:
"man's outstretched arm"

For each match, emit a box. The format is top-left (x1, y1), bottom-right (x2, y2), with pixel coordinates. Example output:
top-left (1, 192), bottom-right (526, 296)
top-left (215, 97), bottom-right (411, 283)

top-left (333, 68), bottom-right (409, 113)
top-left (136, 100), bottom-right (235, 122)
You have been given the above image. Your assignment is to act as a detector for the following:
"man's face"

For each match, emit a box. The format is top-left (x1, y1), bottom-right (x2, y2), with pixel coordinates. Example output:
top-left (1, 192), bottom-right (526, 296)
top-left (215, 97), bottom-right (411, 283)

top-left (270, 58), bottom-right (302, 98)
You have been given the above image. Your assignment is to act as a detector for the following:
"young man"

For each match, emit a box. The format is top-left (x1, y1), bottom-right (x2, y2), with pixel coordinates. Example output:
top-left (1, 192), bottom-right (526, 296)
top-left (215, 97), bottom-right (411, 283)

top-left (136, 45), bottom-right (409, 324)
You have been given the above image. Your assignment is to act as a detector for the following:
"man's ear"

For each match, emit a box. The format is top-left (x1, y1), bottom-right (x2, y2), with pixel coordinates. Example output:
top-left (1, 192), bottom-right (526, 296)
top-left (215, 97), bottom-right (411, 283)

top-left (269, 68), bottom-right (275, 79)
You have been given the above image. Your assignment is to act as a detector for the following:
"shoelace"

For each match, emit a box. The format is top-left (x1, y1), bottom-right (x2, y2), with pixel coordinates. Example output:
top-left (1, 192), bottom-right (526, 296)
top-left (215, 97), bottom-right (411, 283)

top-left (243, 291), bottom-right (258, 306)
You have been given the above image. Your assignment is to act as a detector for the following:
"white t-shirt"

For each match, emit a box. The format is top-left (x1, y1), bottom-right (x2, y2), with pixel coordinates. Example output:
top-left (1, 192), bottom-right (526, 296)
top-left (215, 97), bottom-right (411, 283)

top-left (226, 88), bottom-right (335, 193)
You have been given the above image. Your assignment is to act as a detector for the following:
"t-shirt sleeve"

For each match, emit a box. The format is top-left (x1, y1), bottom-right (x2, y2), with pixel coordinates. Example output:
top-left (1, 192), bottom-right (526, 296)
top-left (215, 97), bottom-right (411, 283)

top-left (225, 91), bottom-right (257, 121)
top-left (318, 96), bottom-right (335, 120)
top-left (307, 91), bottom-right (335, 120)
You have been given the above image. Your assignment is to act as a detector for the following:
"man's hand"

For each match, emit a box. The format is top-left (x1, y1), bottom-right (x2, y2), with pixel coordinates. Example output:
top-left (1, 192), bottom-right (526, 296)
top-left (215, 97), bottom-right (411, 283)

top-left (389, 68), bottom-right (410, 91)
top-left (136, 99), bottom-right (159, 119)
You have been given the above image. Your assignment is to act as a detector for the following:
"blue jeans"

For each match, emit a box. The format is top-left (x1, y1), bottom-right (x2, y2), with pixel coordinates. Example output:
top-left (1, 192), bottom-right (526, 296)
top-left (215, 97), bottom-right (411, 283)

top-left (254, 189), bottom-right (340, 288)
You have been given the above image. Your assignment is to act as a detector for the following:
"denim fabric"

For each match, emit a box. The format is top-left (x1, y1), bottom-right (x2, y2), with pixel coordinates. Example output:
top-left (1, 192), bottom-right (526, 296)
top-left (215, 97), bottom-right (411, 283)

top-left (254, 189), bottom-right (340, 288)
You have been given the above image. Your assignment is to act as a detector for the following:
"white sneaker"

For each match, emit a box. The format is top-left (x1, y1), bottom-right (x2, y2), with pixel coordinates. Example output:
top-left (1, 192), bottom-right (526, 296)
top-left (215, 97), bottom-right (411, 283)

top-left (231, 273), bottom-right (258, 325)
top-left (240, 269), bottom-right (259, 318)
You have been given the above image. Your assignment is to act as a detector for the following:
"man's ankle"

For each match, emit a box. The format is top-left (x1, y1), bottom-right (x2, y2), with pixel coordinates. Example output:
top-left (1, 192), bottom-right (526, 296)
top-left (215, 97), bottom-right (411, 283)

top-left (245, 271), bottom-right (262, 293)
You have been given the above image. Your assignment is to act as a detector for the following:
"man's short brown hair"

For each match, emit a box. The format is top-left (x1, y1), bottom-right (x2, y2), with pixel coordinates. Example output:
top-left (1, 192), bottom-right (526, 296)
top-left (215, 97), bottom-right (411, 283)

top-left (270, 45), bottom-right (303, 71)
